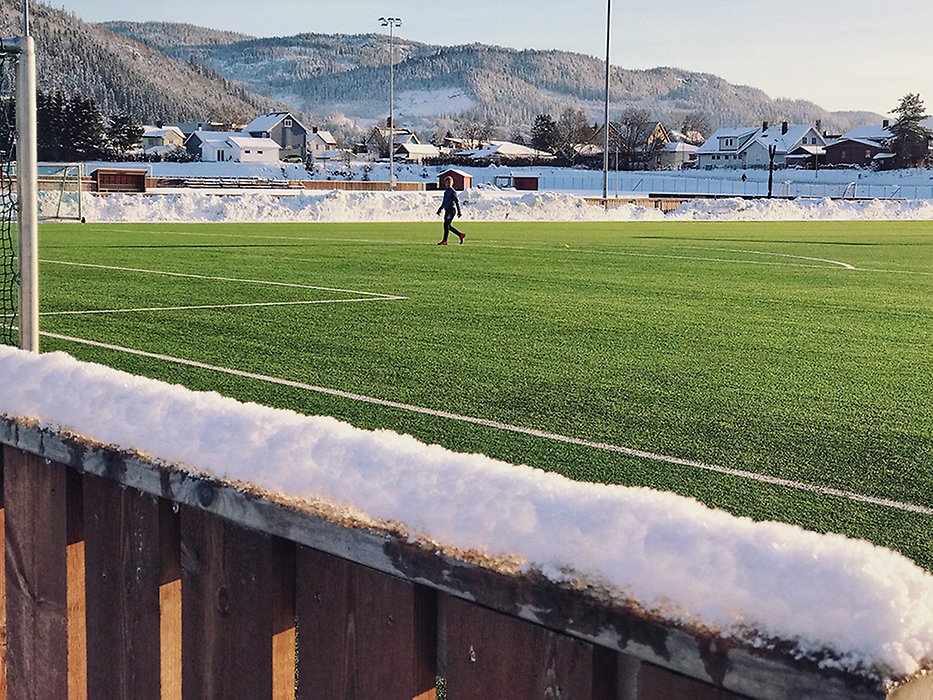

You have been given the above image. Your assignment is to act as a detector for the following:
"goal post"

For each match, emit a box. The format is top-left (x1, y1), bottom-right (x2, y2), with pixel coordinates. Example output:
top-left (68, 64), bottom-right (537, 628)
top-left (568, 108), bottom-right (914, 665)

top-left (37, 162), bottom-right (84, 222)
top-left (0, 32), bottom-right (39, 351)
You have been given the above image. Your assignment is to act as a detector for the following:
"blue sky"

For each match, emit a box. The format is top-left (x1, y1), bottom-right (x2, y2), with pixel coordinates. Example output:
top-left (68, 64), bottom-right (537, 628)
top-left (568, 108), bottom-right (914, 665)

top-left (49, 0), bottom-right (933, 115)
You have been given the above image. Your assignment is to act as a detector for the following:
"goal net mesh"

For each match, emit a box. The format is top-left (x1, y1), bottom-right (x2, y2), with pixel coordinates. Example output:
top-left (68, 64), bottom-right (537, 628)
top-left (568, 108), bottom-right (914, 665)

top-left (0, 48), bottom-right (17, 347)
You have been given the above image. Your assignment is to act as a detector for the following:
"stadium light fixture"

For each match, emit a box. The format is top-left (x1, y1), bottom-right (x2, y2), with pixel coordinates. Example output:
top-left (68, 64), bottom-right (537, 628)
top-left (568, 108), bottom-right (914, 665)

top-left (379, 17), bottom-right (402, 191)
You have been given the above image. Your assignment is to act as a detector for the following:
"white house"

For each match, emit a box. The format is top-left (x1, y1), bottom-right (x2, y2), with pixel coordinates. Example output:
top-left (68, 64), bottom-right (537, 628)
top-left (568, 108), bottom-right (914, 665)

top-left (697, 122), bottom-right (826, 169)
top-left (194, 132), bottom-right (280, 163)
top-left (226, 136), bottom-right (281, 163)
top-left (141, 126), bottom-right (186, 151)
top-left (395, 143), bottom-right (441, 163)
top-left (307, 128), bottom-right (338, 157)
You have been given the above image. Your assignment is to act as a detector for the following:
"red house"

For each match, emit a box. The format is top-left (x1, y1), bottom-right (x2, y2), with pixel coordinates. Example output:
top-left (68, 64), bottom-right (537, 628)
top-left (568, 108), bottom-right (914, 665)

top-left (437, 169), bottom-right (472, 191)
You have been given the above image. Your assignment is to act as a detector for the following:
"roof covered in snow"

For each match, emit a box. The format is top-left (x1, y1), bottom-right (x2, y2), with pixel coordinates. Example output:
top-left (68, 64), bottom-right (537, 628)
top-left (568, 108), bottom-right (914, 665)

top-left (227, 135), bottom-right (281, 151)
top-left (843, 125), bottom-right (893, 142)
top-left (244, 112), bottom-right (309, 135)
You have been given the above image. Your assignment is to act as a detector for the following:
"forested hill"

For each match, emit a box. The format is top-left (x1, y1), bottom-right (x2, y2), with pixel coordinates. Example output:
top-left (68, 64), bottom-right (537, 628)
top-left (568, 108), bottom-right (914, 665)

top-left (0, 0), bottom-right (276, 123)
top-left (103, 22), bottom-right (879, 135)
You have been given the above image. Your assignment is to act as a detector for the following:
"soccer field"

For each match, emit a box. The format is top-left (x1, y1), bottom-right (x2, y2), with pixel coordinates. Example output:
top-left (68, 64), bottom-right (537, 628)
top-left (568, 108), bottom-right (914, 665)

top-left (35, 219), bottom-right (933, 570)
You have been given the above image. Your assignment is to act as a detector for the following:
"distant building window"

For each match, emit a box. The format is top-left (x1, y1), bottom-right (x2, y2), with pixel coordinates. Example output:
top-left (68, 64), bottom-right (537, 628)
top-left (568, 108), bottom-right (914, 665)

top-left (245, 150), bottom-right (251, 154)
top-left (865, 150), bottom-right (871, 159)
top-left (258, 150), bottom-right (263, 154)
top-left (284, 118), bottom-right (293, 127)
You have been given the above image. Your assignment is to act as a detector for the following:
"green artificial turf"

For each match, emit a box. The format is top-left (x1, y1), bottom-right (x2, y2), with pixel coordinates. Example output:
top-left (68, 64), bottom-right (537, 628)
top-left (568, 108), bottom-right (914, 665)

top-left (34, 219), bottom-right (933, 569)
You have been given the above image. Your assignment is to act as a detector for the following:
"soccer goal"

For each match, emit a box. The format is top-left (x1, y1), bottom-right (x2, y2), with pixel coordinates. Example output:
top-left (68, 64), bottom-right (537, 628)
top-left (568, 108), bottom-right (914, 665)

top-left (0, 26), bottom-right (39, 351)
top-left (37, 162), bottom-right (84, 222)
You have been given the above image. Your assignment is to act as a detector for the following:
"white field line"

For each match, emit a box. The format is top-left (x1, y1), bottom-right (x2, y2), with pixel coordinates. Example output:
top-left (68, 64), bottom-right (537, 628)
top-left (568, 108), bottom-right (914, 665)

top-left (40, 259), bottom-right (406, 299)
top-left (83, 226), bottom-right (933, 275)
top-left (40, 297), bottom-right (403, 316)
top-left (39, 330), bottom-right (933, 518)
top-left (690, 247), bottom-right (857, 269)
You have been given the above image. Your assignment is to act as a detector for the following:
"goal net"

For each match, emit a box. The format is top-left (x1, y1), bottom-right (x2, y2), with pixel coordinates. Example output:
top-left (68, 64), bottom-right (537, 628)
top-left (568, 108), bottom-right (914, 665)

top-left (0, 44), bottom-right (17, 346)
top-left (37, 162), bottom-right (84, 221)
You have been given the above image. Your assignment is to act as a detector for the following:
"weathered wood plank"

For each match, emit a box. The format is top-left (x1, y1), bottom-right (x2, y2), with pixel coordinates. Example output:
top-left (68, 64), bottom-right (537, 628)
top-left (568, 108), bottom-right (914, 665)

top-left (272, 539), bottom-right (296, 700)
top-left (296, 546), bottom-right (437, 700)
top-left (442, 592), bottom-right (609, 700)
top-left (3, 446), bottom-right (69, 699)
top-left (160, 499), bottom-right (182, 700)
top-left (180, 504), bottom-right (273, 699)
top-left (638, 661), bottom-right (751, 699)
top-left (66, 469), bottom-right (85, 700)
top-left (83, 474), bottom-right (162, 699)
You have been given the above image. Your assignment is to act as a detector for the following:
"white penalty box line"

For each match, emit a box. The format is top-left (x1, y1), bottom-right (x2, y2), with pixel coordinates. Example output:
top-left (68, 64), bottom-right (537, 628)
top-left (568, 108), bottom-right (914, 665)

top-left (39, 259), bottom-right (408, 316)
top-left (39, 330), bottom-right (933, 519)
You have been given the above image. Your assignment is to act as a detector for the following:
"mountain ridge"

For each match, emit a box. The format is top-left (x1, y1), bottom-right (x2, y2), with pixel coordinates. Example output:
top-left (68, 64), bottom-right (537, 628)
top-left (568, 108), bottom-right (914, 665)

top-left (101, 22), bottom-right (881, 138)
top-left (2, 1), bottom-right (882, 141)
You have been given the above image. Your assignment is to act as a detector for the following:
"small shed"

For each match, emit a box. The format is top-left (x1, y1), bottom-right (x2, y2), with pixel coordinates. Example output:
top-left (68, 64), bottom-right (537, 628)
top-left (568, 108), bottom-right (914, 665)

top-left (492, 173), bottom-right (539, 191)
top-left (92, 169), bottom-right (147, 193)
top-left (438, 169), bottom-right (472, 191)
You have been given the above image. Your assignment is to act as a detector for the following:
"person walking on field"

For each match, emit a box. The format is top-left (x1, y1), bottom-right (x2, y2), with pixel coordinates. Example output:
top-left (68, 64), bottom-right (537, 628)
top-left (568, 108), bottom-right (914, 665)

top-left (436, 176), bottom-right (466, 245)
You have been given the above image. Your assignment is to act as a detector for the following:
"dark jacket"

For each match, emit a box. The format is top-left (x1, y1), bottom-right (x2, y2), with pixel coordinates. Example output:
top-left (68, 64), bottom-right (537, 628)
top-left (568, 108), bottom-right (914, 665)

top-left (437, 187), bottom-right (461, 216)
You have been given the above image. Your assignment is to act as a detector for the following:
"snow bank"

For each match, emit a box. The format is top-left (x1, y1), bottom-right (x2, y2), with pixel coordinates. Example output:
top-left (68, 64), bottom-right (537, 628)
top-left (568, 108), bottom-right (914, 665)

top-left (0, 345), bottom-right (930, 680)
top-left (81, 188), bottom-right (933, 223)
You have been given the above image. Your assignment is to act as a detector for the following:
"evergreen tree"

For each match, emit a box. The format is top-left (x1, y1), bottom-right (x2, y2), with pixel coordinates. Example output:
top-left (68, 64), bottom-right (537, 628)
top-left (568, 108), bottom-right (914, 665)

top-left (530, 113), bottom-right (558, 153)
top-left (106, 112), bottom-right (144, 159)
top-left (889, 93), bottom-right (931, 168)
top-left (65, 94), bottom-right (107, 161)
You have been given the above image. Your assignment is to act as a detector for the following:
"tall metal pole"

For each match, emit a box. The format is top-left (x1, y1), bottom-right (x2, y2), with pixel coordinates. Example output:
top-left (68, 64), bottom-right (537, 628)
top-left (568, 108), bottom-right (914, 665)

top-left (379, 17), bottom-right (401, 191)
top-left (16, 0), bottom-right (38, 352)
top-left (602, 0), bottom-right (612, 201)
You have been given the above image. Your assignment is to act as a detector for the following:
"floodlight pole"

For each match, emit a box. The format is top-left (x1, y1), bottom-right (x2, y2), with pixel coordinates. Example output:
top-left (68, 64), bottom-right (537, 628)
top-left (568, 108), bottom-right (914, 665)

top-left (602, 0), bottom-right (612, 202)
top-left (13, 10), bottom-right (38, 352)
top-left (379, 17), bottom-right (402, 191)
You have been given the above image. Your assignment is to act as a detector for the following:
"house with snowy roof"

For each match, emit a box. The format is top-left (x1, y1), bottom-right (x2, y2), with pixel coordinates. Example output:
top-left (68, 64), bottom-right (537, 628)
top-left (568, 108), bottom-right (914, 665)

top-left (455, 140), bottom-right (554, 163)
top-left (395, 142), bottom-right (441, 163)
top-left (307, 127), bottom-right (338, 158)
top-left (658, 141), bottom-right (699, 170)
top-left (364, 125), bottom-right (419, 158)
top-left (185, 131), bottom-right (280, 163)
top-left (823, 121), bottom-right (894, 168)
top-left (243, 112), bottom-right (309, 162)
top-left (696, 122), bottom-right (826, 169)
top-left (141, 126), bottom-right (186, 152)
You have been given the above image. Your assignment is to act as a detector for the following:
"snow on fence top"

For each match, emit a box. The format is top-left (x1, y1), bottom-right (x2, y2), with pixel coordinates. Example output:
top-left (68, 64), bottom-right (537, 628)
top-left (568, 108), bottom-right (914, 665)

top-left (0, 345), bottom-right (930, 683)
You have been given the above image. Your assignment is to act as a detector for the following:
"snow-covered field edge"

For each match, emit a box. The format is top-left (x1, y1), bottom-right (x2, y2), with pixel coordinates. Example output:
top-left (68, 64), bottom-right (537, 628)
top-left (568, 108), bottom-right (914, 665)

top-left (76, 188), bottom-right (933, 223)
top-left (0, 346), bottom-right (930, 687)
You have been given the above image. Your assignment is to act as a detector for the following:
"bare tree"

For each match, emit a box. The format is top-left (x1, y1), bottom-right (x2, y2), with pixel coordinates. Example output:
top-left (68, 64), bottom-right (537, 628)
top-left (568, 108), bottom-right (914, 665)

top-left (614, 109), bottom-right (666, 170)
top-left (555, 107), bottom-right (593, 163)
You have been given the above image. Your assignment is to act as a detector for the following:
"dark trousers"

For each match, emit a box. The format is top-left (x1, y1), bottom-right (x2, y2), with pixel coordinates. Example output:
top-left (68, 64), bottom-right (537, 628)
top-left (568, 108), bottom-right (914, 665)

top-left (442, 210), bottom-right (463, 241)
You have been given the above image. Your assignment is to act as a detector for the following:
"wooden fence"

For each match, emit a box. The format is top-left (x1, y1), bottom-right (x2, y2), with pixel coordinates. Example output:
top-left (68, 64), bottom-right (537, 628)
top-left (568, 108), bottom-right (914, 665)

top-left (0, 416), bottom-right (921, 700)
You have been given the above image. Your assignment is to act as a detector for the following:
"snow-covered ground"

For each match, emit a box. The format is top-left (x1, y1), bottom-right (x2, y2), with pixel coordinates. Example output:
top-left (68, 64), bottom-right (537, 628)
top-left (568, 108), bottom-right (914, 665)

top-left (71, 160), bottom-right (933, 223)
top-left (0, 346), bottom-right (930, 682)
top-left (78, 187), bottom-right (933, 223)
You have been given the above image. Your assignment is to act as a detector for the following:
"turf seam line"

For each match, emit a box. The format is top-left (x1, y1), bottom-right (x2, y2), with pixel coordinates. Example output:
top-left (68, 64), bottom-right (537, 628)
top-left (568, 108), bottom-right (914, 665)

top-left (41, 330), bottom-right (933, 518)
